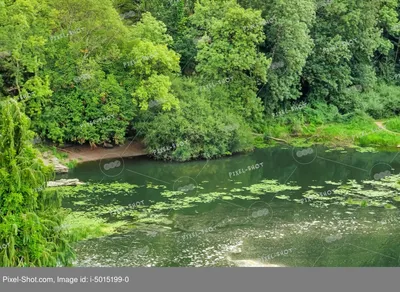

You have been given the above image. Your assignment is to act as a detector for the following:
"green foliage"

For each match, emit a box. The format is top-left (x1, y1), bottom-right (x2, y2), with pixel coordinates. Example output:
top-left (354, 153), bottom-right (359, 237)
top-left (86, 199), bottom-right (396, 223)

top-left (262, 101), bottom-right (400, 148)
top-left (343, 83), bottom-right (400, 118)
top-left (357, 131), bottom-right (400, 147)
top-left (261, 0), bottom-right (316, 106)
top-left (137, 78), bottom-right (254, 161)
top-left (385, 117), bottom-right (400, 133)
top-left (0, 0), bottom-right (180, 146)
top-left (264, 101), bottom-right (340, 138)
top-left (304, 0), bottom-right (398, 106)
top-left (1, 0), bottom-right (400, 154)
top-left (191, 0), bottom-right (271, 124)
top-left (0, 99), bottom-right (74, 267)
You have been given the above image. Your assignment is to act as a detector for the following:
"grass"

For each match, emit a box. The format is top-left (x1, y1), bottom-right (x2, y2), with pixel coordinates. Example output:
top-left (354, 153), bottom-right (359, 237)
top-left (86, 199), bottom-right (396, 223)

top-left (66, 159), bottom-right (78, 169)
top-left (357, 131), bottom-right (400, 147)
top-left (36, 145), bottom-right (68, 159)
top-left (263, 110), bottom-right (400, 148)
top-left (35, 145), bottom-right (79, 169)
top-left (385, 117), bottom-right (400, 133)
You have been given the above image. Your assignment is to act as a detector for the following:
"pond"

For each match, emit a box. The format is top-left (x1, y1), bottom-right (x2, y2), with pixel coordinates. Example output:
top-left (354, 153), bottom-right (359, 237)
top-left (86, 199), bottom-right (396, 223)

top-left (61, 146), bottom-right (400, 267)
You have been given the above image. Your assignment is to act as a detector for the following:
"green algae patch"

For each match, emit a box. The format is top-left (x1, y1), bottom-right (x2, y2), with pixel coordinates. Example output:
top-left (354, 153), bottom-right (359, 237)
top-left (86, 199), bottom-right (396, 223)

top-left (353, 146), bottom-right (378, 153)
top-left (243, 179), bottom-right (301, 195)
top-left (325, 147), bottom-right (345, 153)
top-left (232, 194), bottom-right (259, 200)
top-left (275, 194), bottom-right (290, 200)
top-left (299, 175), bottom-right (400, 208)
top-left (230, 188), bottom-right (243, 193)
top-left (325, 181), bottom-right (342, 186)
top-left (161, 190), bottom-right (185, 198)
top-left (222, 195), bottom-right (234, 200)
top-left (53, 182), bottom-right (140, 199)
top-left (64, 212), bottom-right (129, 242)
top-left (146, 182), bottom-right (167, 189)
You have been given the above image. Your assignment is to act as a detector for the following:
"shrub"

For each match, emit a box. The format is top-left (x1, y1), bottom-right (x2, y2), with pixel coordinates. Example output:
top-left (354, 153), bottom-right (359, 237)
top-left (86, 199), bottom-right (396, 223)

top-left (343, 83), bottom-right (400, 119)
top-left (137, 78), bottom-right (254, 161)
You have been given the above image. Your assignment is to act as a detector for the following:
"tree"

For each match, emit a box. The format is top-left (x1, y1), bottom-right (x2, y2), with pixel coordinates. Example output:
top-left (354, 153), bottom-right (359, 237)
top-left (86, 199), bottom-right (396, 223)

top-left (303, 0), bottom-right (398, 112)
top-left (0, 0), bottom-right (181, 146)
top-left (191, 0), bottom-right (270, 125)
top-left (0, 99), bottom-right (74, 267)
top-left (261, 0), bottom-right (315, 110)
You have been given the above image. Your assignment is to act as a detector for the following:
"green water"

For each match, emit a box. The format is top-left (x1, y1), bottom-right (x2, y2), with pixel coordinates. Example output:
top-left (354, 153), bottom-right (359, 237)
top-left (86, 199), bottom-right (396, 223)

top-left (62, 146), bottom-right (400, 267)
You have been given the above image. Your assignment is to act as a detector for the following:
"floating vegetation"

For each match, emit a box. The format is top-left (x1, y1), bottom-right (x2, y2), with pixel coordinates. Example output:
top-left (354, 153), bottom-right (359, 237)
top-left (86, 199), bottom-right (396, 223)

top-left (299, 175), bottom-right (400, 208)
top-left (230, 188), bottom-right (243, 193)
top-left (325, 181), bottom-right (342, 186)
top-left (384, 203), bottom-right (396, 209)
top-left (146, 182), bottom-right (167, 189)
top-left (325, 147), bottom-right (345, 153)
top-left (222, 195), bottom-right (234, 200)
top-left (233, 194), bottom-right (259, 200)
top-left (65, 179), bottom-right (303, 227)
top-left (64, 212), bottom-right (129, 242)
top-left (161, 190), bottom-right (185, 198)
top-left (302, 189), bottom-right (338, 202)
top-left (354, 146), bottom-right (378, 153)
top-left (243, 179), bottom-right (301, 195)
top-left (53, 182), bottom-right (139, 198)
top-left (72, 200), bottom-right (89, 206)
top-left (275, 195), bottom-right (290, 200)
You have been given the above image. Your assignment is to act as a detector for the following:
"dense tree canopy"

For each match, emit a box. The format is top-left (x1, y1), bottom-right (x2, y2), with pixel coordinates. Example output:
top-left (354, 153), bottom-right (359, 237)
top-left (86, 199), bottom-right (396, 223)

top-left (0, 0), bottom-right (399, 158)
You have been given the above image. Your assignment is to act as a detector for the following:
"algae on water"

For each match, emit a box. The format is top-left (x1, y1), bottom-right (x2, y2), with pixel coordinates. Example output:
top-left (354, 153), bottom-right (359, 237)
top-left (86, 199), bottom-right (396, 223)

top-left (243, 179), bottom-right (301, 195)
top-left (299, 175), bottom-right (400, 208)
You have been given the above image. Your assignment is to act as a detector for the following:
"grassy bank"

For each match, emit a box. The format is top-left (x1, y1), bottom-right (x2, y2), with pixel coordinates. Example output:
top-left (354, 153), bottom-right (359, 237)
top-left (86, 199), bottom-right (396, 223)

top-left (263, 106), bottom-right (400, 149)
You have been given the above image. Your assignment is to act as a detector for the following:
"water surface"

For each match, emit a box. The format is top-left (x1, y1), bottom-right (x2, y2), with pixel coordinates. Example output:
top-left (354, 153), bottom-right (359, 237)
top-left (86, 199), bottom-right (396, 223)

top-left (62, 146), bottom-right (400, 267)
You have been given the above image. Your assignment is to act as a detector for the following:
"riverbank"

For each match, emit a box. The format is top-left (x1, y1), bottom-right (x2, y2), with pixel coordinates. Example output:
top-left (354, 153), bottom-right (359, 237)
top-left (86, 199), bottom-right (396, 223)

top-left (60, 141), bottom-right (146, 163)
top-left (37, 117), bottom-right (400, 173)
top-left (37, 141), bottom-right (147, 172)
top-left (263, 116), bottom-right (400, 150)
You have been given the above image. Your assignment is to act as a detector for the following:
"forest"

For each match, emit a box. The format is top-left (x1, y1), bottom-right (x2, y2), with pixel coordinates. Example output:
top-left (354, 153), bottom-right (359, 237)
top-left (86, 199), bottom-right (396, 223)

top-left (1, 0), bottom-right (400, 267)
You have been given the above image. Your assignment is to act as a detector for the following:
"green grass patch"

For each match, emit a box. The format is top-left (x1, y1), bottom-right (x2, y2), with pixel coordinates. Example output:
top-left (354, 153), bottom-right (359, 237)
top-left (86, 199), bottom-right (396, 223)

top-left (357, 132), bottom-right (400, 147)
top-left (385, 118), bottom-right (400, 133)
top-left (263, 110), bottom-right (400, 148)
top-left (66, 159), bottom-right (78, 169)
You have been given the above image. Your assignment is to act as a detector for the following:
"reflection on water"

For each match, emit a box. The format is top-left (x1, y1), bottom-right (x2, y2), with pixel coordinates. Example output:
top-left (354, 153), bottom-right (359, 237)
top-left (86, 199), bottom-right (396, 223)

top-left (63, 146), bottom-right (400, 267)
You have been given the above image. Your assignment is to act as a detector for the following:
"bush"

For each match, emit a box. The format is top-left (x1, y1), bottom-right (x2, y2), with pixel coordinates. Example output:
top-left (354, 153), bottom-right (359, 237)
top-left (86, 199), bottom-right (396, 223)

top-left (343, 83), bottom-right (400, 119)
top-left (137, 78), bottom-right (254, 161)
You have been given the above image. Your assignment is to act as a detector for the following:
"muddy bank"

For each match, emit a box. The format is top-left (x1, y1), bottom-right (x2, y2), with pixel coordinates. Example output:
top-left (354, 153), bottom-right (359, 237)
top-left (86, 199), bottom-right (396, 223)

top-left (60, 141), bottom-right (147, 163)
